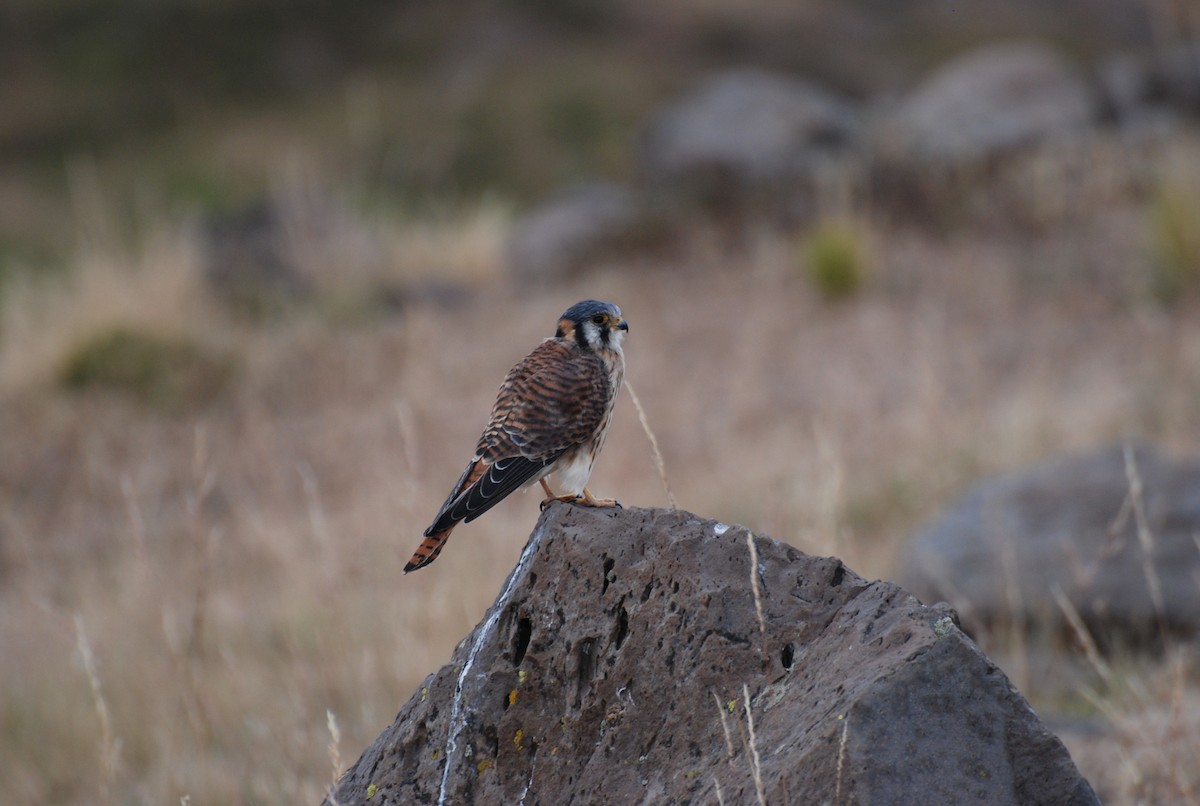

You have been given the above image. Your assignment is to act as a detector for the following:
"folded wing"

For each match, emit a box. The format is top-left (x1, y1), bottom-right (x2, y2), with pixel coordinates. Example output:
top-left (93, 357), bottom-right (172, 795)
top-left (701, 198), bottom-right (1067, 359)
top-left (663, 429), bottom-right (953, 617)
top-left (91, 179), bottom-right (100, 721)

top-left (404, 340), bottom-right (610, 572)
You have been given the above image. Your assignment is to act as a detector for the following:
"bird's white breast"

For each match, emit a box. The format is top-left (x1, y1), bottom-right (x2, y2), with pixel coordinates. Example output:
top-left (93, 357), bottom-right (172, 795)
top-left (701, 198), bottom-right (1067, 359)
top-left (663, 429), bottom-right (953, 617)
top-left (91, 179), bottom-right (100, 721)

top-left (552, 447), bottom-right (596, 497)
top-left (553, 345), bottom-right (624, 496)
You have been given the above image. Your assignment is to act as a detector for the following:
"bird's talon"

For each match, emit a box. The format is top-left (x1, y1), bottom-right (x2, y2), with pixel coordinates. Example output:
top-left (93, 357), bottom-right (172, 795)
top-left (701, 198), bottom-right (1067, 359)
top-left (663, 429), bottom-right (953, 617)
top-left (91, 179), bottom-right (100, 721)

top-left (578, 493), bottom-right (620, 508)
top-left (542, 494), bottom-right (584, 511)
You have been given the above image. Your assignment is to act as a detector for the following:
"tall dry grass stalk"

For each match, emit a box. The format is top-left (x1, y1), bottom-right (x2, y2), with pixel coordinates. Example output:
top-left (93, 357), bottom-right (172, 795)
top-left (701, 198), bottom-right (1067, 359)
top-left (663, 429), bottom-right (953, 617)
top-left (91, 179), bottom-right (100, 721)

top-left (834, 714), bottom-right (850, 805)
top-left (713, 776), bottom-right (726, 806)
top-left (1122, 444), bottom-right (1168, 639)
top-left (74, 616), bottom-right (117, 806)
top-left (742, 684), bottom-right (766, 806)
top-left (712, 692), bottom-right (735, 762)
top-left (746, 532), bottom-right (768, 669)
top-left (624, 378), bottom-right (677, 509)
top-left (326, 709), bottom-right (344, 806)
top-left (711, 684), bottom-right (770, 802)
top-left (1052, 584), bottom-right (1113, 686)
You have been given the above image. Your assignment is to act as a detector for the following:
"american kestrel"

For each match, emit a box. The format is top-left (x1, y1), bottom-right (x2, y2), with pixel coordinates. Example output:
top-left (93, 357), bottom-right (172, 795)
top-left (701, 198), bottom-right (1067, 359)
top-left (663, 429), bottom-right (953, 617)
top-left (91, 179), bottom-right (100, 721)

top-left (404, 299), bottom-right (629, 572)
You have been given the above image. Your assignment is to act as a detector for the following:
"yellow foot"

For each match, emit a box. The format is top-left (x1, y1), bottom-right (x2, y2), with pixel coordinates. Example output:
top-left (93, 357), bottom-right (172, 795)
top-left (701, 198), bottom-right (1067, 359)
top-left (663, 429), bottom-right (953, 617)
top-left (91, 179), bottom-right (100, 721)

top-left (579, 487), bottom-right (622, 509)
top-left (539, 479), bottom-right (565, 511)
top-left (538, 488), bottom-right (624, 511)
top-left (540, 493), bottom-right (581, 512)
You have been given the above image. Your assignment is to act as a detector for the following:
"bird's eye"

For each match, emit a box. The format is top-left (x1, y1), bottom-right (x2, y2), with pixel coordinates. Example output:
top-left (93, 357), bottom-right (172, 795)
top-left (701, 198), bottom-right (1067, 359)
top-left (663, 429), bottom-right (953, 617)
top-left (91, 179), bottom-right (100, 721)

top-left (591, 314), bottom-right (607, 326)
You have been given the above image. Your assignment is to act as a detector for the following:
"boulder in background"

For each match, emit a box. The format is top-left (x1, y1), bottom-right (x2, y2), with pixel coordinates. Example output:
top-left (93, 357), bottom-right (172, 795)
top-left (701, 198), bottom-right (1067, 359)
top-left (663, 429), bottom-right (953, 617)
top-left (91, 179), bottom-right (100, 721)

top-left (898, 444), bottom-right (1200, 647)
top-left (637, 68), bottom-right (861, 219)
top-left (875, 41), bottom-right (1096, 167)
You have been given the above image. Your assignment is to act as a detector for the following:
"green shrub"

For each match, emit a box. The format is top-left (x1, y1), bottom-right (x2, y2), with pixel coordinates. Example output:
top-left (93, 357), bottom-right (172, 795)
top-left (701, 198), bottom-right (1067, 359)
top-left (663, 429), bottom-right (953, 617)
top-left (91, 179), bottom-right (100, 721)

top-left (60, 327), bottom-right (232, 410)
top-left (1150, 186), bottom-right (1200, 304)
top-left (802, 222), bottom-right (869, 300)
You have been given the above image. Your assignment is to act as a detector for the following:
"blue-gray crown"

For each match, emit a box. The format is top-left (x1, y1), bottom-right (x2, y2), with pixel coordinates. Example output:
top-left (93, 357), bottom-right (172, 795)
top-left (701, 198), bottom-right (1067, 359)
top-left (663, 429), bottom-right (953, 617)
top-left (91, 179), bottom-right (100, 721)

top-left (561, 299), bottom-right (620, 323)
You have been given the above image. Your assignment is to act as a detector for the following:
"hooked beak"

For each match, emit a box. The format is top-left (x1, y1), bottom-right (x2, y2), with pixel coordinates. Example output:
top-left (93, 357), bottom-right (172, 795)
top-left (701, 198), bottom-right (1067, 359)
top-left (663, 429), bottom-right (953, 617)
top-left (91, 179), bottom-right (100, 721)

top-left (614, 319), bottom-right (629, 332)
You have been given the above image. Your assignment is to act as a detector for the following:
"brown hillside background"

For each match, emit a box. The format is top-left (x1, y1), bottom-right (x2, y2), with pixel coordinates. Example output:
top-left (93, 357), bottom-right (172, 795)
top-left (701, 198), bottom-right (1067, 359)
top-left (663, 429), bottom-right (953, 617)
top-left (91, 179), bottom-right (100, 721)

top-left (1, 2), bottom-right (1199, 803)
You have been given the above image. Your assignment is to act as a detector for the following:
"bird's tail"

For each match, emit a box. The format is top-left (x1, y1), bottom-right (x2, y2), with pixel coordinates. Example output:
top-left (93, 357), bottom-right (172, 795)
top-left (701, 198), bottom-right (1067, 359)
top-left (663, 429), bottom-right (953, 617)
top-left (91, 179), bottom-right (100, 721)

top-left (404, 526), bottom-right (454, 573)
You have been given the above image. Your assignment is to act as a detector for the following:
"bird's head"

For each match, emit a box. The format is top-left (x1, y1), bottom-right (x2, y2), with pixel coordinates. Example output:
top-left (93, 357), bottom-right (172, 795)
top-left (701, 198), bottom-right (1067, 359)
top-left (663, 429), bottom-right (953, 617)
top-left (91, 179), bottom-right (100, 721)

top-left (556, 299), bottom-right (628, 352)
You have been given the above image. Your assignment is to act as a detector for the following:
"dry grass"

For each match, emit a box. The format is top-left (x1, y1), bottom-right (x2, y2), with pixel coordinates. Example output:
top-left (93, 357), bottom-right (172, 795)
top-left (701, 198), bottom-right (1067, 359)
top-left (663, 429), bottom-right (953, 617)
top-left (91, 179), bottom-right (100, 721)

top-left (834, 712), bottom-right (850, 804)
top-left (746, 532), bottom-right (768, 670)
top-left (0, 225), bottom-right (210, 391)
top-left (742, 684), bottom-right (766, 806)
top-left (1060, 646), bottom-right (1200, 804)
top-left (625, 378), bottom-right (677, 509)
top-left (3, 174), bottom-right (1200, 804)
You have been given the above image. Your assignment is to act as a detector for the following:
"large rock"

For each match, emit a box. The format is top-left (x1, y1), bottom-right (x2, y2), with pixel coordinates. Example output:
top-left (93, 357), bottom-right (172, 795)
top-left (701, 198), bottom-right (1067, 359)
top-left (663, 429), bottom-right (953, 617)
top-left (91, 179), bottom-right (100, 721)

top-left (898, 444), bottom-right (1200, 646)
top-left (875, 41), bottom-right (1095, 166)
top-left (637, 68), bottom-right (860, 217)
top-left (328, 506), bottom-right (1096, 805)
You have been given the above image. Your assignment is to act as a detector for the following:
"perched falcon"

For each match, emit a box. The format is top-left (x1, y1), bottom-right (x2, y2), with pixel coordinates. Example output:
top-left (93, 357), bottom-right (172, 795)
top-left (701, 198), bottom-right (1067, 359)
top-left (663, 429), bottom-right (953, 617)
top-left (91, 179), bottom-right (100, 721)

top-left (404, 299), bottom-right (629, 572)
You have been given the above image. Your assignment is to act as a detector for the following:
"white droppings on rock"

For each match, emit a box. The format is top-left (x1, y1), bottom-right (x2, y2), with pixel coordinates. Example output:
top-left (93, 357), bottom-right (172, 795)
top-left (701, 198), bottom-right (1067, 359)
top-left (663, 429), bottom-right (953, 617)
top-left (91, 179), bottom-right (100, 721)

top-left (438, 521), bottom-right (548, 806)
top-left (714, 523), bottom-right (730, 536)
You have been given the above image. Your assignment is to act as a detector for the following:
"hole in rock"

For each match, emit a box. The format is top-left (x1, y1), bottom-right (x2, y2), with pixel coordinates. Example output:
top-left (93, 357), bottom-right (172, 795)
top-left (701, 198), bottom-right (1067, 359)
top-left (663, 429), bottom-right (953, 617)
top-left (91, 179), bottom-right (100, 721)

top-left (574, 638), bottom-right (597, 708)
top-left (615, 608), bottom-right (630, 650)
top-left (513, 617), bottom-right (532, 667)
